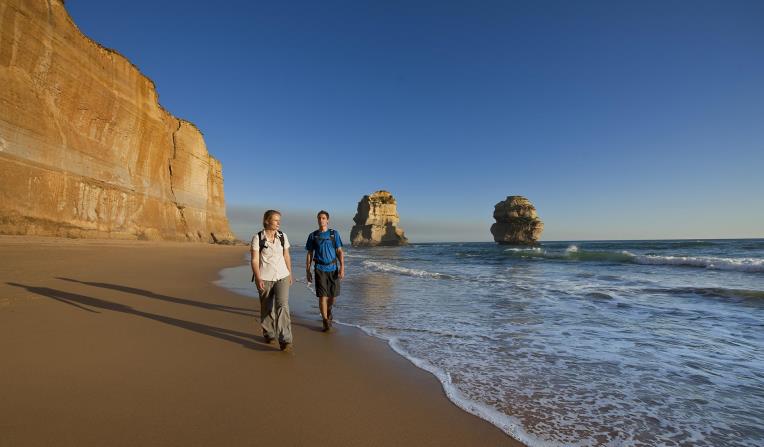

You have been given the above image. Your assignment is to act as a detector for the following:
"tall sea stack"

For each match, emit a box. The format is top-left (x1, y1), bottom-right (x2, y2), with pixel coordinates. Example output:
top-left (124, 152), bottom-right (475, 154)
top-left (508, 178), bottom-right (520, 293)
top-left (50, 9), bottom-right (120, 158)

top-left (0, 0), bottom-right (235, 242)
top-left (350, 190), bottom-right (408, 247)
top-left (490, 196), bottom-right (544, 245)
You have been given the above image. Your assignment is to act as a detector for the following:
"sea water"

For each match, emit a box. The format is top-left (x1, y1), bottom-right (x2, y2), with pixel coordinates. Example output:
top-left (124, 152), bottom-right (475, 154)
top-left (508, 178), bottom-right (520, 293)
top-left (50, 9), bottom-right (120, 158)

top-left (218, 239), bottom-right (764, 447)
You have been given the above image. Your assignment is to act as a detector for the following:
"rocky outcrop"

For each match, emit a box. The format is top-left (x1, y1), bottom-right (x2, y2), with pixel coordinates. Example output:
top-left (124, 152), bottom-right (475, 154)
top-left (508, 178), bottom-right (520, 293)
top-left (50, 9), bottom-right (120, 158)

top-left (490, 196), bottom-right (544, 245)
top-left (350, 191), bottom-right (408, 247)
top-left (0, 0), bottom-right (234, 242)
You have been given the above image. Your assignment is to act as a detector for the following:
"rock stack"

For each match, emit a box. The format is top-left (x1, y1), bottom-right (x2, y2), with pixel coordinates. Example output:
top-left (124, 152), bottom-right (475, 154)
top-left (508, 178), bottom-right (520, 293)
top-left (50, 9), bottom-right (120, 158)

top-left (350, 191), bottom-right (408, 247)
top-left (490, 196), bottom-right (544, 245)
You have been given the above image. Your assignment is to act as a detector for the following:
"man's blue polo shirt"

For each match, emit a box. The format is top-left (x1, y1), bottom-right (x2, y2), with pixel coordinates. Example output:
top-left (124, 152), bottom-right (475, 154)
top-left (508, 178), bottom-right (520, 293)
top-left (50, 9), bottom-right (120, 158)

top-left (306, 229), bottom-right (343, 272)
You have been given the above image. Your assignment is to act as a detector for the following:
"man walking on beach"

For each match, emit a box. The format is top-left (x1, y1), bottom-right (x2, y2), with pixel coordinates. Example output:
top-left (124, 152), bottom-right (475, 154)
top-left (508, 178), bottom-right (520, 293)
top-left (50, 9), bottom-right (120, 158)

top-left (251, 210), bottom-right (294, 351)
top-left (305, 210), bottom-right (344, 332)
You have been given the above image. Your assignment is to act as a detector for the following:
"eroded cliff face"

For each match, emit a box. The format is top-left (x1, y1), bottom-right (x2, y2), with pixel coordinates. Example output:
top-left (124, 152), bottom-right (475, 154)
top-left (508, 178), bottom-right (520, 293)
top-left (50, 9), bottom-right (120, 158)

top-left (0, 0), bottom-right (234, 242)
top-left (490, 196), bottom-right (544, 245)
top-left (350, 190), bottom-right (408, 247)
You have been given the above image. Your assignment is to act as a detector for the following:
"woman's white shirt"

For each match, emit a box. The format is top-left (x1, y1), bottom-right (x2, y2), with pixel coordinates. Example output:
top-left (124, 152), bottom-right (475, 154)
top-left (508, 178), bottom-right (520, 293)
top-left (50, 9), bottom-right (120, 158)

top-left (251, 231), bottom-right (291, 281)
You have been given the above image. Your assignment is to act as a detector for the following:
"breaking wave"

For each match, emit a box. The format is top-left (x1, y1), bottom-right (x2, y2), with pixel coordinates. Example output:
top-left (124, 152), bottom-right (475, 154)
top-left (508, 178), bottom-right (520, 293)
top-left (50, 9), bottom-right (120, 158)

top-left (361, 260), bottom-right (453, 279)
top-left (500, 246), bottom-right (764, 273)
top-left (630, 254), bottom-right (764, 273)
top-left (644, 286), bottom-right (764, 300)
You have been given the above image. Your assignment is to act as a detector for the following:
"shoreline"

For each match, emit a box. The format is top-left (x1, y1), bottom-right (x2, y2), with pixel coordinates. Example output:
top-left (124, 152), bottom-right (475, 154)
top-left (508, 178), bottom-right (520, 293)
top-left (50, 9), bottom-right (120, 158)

top-left (0, 235), bottom-right (520, 446)
top-left (217, 260), bottom-right (538, 445)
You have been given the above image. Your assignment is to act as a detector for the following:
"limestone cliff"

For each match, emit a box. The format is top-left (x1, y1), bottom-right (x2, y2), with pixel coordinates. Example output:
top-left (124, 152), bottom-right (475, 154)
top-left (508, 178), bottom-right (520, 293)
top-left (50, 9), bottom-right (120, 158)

top-left (0, 0), bottom-right (234, 242)
top-left (350, 190), bottom-right (408, 247)
top-left (490, 196), bottom-right (544, 245)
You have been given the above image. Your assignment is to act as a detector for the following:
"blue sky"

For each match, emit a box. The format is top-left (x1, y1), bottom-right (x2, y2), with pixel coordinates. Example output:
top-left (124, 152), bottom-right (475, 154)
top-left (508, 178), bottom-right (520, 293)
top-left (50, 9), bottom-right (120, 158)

top-left (67, 0), bottom-right (764, 241)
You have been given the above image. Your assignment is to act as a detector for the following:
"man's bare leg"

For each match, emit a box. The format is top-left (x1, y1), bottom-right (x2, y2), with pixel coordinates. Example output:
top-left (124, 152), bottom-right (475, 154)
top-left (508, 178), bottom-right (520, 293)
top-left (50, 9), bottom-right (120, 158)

top-left (319, 296), bottom-right (329, 320)
top-left (319, 296), bottom-right (331, 331)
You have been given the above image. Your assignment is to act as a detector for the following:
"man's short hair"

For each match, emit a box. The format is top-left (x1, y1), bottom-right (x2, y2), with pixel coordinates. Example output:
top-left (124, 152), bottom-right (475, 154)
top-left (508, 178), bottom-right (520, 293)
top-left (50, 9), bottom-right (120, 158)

top-left (317, 210), bottom-right (330, 220)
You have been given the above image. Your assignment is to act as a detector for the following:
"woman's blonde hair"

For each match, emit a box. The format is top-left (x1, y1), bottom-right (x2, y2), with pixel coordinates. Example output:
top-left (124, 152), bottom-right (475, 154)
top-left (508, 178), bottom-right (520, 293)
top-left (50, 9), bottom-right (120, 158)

top-left (263, 209), bottom-right (281, 228)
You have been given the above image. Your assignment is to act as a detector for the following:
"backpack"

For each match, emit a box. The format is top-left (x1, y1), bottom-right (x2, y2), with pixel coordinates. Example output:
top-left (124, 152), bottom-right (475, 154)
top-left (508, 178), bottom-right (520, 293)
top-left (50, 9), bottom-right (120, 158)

top-left (257, 230), bottom-right (285, 252)
top-left (311, 229), bottom-right (339, 266)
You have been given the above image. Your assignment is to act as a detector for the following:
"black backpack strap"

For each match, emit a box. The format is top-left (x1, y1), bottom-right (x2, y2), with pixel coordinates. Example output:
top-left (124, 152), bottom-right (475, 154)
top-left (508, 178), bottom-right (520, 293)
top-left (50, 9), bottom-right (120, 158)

top-left (328, 229), bottom-right (338, 265)
top-left (259, 230), bottom-right (285, 251)
top-left (257, 230), bottom-right (266, 251)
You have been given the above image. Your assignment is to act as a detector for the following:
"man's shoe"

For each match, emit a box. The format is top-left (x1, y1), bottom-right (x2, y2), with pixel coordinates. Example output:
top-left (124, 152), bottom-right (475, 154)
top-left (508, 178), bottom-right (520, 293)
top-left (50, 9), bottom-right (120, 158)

top-left (263, 335), bottom-right (275, 344)
top-left (279, 342), bottom-right (293, 352)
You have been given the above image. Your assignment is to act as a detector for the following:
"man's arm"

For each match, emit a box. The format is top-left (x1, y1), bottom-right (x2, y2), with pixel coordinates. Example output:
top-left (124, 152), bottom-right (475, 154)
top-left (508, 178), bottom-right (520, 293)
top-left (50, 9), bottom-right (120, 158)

top-left (305, 251), bottom-right (313, 284)
top-left (337, 247), bottom-right (345, 279)
top-left (251, 249), bottom-right (264, 291)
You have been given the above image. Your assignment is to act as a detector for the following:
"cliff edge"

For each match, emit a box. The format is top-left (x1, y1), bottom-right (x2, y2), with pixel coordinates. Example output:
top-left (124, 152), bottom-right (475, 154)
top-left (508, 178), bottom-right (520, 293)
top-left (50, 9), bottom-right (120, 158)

top-left (0, 0), bottom-right (234, 242)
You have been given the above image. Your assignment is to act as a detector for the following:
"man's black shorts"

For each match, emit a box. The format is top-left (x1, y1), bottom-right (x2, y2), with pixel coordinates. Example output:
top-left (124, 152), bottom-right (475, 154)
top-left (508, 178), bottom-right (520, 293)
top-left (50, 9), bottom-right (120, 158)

top-left (315, 269), bottom-right (340, 298)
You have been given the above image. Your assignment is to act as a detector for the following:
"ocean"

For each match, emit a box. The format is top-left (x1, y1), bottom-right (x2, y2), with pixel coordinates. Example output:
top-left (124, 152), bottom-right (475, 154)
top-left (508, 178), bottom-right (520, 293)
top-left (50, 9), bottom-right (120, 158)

top-left (218, 239), bottom-right (764, 447)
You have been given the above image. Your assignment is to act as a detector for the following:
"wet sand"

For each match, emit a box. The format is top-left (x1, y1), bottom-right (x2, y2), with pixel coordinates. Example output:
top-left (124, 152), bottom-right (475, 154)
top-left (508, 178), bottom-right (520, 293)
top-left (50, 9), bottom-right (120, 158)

top-left (0, 236), bottom-right (520, 446)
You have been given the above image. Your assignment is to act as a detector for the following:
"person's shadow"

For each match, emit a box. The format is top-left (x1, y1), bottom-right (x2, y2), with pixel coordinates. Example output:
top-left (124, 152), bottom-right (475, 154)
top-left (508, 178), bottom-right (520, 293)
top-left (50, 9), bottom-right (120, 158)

top-left (56, 277), bottom-right (254, 317)
top-left (6, 282), bottom-right (273, 351)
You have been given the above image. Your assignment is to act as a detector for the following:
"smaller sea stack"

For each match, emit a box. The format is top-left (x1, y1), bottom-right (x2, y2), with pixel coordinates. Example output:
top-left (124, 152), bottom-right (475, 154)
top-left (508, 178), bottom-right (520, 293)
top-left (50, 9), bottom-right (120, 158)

top-left (350, 191), bottom-right (408, 247)
top-left (490, 196), bottom-right (544, 245)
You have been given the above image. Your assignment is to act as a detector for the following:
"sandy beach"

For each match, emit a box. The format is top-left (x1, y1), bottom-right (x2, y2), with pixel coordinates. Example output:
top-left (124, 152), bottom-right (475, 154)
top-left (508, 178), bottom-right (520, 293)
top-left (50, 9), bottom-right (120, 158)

top-left (0, 236), bottom-right (518, 447)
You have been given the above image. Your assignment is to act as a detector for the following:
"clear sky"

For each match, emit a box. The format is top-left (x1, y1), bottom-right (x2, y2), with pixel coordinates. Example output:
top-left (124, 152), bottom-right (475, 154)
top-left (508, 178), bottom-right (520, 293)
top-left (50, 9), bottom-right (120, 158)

top-left (67, 0), bottom-right (764, 242)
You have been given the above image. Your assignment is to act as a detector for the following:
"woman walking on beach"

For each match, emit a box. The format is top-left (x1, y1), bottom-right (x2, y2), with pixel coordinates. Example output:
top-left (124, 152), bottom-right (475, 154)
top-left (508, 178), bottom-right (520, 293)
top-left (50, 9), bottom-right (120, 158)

top-left (251, 210), bottom-right (294, 351)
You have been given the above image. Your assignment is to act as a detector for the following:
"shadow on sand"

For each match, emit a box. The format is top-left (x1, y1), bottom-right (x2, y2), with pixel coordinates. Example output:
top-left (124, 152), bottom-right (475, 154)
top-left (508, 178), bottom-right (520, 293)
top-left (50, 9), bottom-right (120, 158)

top-left (6, 282), bottom-right (273, 351)
top-left (56, 277), bottom-right (255, 317)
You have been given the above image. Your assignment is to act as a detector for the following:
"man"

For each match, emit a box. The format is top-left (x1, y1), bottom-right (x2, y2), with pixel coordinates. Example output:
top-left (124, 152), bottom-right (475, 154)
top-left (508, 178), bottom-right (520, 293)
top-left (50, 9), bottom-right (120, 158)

top-left (251, 210), bottom-right (294, 352)
top-left (305, 210), bottom-right (345, 332)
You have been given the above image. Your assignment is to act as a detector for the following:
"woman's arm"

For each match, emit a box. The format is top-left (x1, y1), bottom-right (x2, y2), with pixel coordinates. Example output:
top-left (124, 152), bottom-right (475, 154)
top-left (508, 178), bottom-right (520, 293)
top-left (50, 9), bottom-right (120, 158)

top-left (284, 247), bottom-right (294, 284)
top-left (251, 249), bottom-right (264, 291)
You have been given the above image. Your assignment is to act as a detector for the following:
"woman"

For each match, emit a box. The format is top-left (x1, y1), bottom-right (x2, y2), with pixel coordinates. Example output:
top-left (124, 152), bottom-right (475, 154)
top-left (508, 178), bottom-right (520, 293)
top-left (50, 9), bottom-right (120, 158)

top-left (251, 210), bottom-right (294, 351)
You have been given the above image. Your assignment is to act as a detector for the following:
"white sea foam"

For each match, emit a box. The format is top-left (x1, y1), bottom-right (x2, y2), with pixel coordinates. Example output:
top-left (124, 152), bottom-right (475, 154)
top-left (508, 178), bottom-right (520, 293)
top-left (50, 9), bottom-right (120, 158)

top-left (361, 260), bottom-right (450, 279)
top-left (334, 319), bottom-right (553, 447)
top-left (504, 247), bottom-right (543, 252)
top-left (503, 246), bottom-right (764, 273)
top-left (629, 253), bottom-right (764, 273)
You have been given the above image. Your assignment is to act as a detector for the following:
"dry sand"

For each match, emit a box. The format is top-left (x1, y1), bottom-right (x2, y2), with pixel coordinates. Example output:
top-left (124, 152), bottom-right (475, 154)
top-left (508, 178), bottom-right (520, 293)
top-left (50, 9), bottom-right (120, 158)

top-left (0, 236), bottom-right (521, 447)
